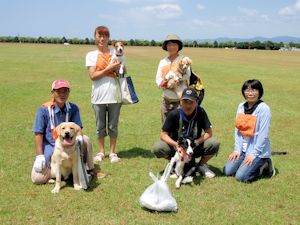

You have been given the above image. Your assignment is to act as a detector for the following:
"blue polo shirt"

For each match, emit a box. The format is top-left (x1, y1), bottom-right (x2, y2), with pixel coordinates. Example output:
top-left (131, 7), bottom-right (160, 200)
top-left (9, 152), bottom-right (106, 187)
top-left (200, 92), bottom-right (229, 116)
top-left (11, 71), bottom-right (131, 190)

top-left (32, 101), bottom-right (82, 166)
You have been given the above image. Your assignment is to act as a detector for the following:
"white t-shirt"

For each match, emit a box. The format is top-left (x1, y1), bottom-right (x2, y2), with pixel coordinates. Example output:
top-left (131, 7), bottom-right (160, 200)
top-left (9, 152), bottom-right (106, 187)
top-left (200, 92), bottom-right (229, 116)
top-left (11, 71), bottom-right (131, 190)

top-left (85, 49), bottom-right (121, 104)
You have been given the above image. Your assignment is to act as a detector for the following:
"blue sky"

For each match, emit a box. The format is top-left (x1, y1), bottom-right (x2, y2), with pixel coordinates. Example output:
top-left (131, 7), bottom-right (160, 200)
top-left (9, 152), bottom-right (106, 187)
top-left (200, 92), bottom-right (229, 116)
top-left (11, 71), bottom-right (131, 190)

top-left (1, 0), bottom-right (300, 41)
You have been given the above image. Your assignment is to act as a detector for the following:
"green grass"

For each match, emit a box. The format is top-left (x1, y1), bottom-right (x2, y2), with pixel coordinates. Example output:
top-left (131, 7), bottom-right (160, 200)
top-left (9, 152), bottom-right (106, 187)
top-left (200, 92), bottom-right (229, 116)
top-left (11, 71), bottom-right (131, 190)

top-left (0, 43), bottom-right (299, 225)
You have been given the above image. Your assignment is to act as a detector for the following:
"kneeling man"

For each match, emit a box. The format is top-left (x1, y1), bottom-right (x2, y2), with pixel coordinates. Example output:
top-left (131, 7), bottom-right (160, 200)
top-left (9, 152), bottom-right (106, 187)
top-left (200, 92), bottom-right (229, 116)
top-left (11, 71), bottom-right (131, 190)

top-left (31, 80), bottom-right (95, 184)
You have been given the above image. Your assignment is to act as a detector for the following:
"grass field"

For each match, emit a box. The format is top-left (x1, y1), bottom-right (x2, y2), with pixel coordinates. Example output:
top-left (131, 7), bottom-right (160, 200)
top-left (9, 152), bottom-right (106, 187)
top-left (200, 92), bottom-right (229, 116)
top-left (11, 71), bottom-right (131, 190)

top-left (0, 43), bottom-right (299, 225)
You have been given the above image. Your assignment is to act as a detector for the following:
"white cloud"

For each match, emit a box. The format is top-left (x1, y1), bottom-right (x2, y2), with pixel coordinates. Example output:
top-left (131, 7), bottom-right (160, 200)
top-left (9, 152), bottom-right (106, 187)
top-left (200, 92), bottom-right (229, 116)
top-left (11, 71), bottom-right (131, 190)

top-left (239, 7), bottom-right (258, 17)
top-left (192, 19), bottom-right (218, 27)
top-left (279, 0), bottom-right (300, 16)
top-left (238, 7), bottom-right (270, 22)
top-left (260, 14), bottom-right (270, 21)
top-left (196, 4), bottom-right (205, 11)
top-left (141, 4), bottom-right (182, 19)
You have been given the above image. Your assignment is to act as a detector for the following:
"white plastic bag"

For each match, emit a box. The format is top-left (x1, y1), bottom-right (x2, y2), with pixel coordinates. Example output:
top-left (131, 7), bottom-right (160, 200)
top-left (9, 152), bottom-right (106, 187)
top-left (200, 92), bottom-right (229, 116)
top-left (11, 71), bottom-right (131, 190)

top-left (139, 163), bottom-right (177, 212)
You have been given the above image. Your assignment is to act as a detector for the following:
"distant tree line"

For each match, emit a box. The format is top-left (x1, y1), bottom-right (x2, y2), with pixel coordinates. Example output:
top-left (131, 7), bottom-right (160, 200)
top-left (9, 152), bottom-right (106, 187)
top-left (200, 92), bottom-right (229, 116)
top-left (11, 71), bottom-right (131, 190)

top-left (1, 36), bottom-right (300, 50)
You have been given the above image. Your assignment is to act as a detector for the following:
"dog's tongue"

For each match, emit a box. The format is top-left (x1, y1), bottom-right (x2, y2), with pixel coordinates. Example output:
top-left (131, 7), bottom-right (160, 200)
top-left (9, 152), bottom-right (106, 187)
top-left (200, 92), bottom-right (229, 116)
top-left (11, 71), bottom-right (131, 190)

top-left (63, 138), bottom-right (72, 145)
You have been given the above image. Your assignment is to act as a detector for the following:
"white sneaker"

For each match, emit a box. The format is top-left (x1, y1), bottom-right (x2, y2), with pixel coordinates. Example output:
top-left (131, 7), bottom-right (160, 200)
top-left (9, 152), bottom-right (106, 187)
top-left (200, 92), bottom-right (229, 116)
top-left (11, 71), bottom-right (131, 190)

top-left (182, 176), bottom-right (193, 184)
top-left (198, 164), bottom-right (215, 178)
top-left (94, 152), bottom-right (105, 164)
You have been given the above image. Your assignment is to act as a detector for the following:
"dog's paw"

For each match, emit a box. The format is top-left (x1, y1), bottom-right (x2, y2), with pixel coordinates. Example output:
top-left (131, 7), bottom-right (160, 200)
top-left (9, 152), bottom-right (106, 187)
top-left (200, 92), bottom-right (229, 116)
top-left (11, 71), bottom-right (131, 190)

top-left (175, 177), bottom-right (182, 189)
top-left (51, 187), bottom-right (60, 193)
top-left (74, 184), bottom-right (82, 191)
top-left (48, 179), bottom-right (55, 184)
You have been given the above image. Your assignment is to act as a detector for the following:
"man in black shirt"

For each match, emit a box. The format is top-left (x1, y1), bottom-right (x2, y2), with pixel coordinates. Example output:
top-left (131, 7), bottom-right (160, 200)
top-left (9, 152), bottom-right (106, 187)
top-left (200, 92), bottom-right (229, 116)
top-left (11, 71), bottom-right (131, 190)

top-left (152, 88), bottom-right (220, 178)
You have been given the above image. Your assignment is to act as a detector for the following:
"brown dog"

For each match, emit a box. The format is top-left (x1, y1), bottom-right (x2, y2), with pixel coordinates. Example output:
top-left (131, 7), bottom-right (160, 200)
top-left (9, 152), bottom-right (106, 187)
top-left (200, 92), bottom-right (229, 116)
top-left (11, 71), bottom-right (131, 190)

top-left (111, 41), bottom-right (126, 75)
top-left (50, 122), bottom-right (82, 193)
top-left (166, 56), bottom-right (192, 98)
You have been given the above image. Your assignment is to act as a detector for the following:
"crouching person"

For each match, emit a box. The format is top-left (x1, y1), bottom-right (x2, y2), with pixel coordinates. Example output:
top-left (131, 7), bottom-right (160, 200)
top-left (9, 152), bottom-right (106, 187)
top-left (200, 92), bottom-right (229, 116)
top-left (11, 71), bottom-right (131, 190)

top-left (152, 88), bottom-right (220, 179)
top-left (31, 80), bottom-right (95, 184)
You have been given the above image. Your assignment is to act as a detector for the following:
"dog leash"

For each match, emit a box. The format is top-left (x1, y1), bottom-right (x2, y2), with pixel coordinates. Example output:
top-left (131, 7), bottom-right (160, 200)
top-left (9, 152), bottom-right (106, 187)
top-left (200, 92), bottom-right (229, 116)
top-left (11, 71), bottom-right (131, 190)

top-left (47, 101), bottom-right (70, 140)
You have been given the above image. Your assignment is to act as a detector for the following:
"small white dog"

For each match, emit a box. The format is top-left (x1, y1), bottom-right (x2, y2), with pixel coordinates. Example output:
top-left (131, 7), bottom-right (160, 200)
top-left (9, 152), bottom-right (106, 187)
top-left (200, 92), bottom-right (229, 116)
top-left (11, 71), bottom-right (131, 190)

top-left (169, 138), bottom-right (194, 188)
top-left (165, 56), bottom-right (192, 98)
top-left (50, 122), bottom-right (82, 193)
top-left (111, 41), bottom-right (126, 76)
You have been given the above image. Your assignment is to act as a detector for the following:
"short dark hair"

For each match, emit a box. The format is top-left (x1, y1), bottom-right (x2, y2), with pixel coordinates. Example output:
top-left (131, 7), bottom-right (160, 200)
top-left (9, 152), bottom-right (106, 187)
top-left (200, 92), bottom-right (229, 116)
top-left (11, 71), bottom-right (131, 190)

top-left (94, 26), bottom-right (110, 38)
top-left (162, 40), bottom-right (183, 51)
top-left (241, 79), bottom-right (264, 99)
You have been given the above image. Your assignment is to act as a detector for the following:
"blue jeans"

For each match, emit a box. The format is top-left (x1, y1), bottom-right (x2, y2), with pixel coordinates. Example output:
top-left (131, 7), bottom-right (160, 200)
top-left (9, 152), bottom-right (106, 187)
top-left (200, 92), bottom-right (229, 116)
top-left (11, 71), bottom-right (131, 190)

top-left (223, 152), bottom-right (271, 182)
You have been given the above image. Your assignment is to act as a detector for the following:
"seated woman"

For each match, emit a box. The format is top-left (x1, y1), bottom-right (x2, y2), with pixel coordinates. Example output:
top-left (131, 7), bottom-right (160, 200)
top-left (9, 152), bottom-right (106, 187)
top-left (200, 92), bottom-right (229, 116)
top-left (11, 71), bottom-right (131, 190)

top-left (223, 79), bottom-right (275, 182)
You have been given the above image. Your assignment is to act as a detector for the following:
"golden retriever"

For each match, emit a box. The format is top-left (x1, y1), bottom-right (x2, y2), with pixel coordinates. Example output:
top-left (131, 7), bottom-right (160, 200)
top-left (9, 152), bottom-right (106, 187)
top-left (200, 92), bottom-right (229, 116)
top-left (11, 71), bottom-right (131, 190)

top-left (50, 122), bottom-right (82, 193)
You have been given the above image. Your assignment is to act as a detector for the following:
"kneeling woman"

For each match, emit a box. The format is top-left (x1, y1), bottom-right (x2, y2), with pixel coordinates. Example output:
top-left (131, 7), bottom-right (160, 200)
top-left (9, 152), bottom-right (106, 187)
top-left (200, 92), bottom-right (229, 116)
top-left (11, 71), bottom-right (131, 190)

top-left (223, 79), bottom-right (275, 182)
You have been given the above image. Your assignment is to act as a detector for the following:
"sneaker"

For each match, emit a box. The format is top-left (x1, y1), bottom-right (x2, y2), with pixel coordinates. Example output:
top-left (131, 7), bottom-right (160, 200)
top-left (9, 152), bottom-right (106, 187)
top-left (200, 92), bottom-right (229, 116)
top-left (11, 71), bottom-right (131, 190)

top-left (268, 159), bottom-right (276, 177)
top-left (198, 164), bottom-right (216, 178)
top-left (94, 152), bottom-right (105, 164)
top-left (109, 153), bottom-right (121, 163)
top-left (182, 176), bottom-right (193, 184)
top-left (259, 159), bottom-right (276, 178)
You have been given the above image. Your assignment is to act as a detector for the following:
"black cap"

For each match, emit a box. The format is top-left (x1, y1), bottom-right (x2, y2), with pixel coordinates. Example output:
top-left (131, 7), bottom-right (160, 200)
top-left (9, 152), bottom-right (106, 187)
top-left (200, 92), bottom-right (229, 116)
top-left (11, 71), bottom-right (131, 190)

top-left (181, 88), bottom-right (198, 102)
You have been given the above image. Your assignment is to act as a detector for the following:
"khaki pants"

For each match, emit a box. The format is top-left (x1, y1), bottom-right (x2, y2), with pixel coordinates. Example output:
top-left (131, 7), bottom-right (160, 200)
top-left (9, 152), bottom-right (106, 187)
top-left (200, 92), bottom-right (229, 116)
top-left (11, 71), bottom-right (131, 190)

top-left (160, 98), bottom-right (180, 125)
top-left (152, 137), bottom-right (220, 159)
top-left (31, 135), bottom-right (94, 184)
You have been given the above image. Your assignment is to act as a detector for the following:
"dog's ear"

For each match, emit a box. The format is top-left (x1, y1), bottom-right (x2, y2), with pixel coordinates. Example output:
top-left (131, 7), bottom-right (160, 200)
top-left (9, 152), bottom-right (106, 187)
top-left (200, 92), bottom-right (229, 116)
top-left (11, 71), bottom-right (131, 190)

top-left (74, 123), bottom-right (81, 135)
top-left (55, 123), bottom-right (62, 136)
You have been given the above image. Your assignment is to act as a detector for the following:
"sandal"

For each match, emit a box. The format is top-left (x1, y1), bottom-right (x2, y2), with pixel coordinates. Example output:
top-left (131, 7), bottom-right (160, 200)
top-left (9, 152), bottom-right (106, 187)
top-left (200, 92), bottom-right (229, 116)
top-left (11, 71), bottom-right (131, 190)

top-left (94, 152), bottom-right (105, 163)
top-left (109, 153), bottom-right (121, 163)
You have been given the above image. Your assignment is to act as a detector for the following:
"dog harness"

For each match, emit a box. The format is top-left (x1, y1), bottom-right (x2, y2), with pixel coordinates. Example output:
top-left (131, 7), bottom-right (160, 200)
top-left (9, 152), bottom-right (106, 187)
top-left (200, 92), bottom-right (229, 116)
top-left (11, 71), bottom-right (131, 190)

top-left (178, 146), bottom-right (185, 161)
top-left (42, 99), bottom-right (70, 140)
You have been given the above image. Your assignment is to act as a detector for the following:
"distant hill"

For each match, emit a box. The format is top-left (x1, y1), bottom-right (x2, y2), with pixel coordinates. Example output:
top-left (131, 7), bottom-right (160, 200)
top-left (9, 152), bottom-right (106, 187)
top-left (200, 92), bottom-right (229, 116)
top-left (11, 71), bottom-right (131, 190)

top-left (188, 36), bottom-right (300, 43)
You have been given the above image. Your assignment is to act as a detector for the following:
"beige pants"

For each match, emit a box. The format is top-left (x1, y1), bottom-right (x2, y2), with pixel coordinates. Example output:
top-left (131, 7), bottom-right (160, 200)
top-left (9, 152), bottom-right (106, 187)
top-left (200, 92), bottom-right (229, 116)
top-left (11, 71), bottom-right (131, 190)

top-left (31, 135), bottom-right (94, 184)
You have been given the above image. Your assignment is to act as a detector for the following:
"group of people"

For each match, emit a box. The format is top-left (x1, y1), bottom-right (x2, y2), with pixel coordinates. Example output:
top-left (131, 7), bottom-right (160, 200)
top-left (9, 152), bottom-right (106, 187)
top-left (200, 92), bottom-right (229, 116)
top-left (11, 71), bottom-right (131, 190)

top-left (31, 26), bottom-right (275, 186)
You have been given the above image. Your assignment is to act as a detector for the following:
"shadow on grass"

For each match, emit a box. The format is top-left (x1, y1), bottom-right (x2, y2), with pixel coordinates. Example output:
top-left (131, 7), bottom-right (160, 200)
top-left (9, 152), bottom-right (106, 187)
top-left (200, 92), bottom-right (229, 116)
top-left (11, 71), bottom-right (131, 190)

top-left (209, 165), bottom-right (224, 177)
top-left (140, 207), bottom-right (177, 214)
top-left (59, 165), bottom-right (101, 192)
top-left (118, 147), bottom-right (155, 159)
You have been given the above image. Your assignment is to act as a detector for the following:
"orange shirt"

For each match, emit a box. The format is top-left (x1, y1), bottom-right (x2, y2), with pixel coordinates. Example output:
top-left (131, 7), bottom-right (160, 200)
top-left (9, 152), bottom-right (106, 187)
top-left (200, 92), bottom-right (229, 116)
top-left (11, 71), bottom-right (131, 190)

top-left (96, 53), bottom-right (115, 78)
top-left (235, 113), bottom-right (257, 137)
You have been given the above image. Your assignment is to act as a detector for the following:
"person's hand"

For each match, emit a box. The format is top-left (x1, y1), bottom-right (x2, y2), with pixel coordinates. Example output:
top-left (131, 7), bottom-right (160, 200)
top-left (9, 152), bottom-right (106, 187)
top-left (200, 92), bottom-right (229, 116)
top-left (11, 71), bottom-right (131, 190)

top-left (33, 155), bottom-right (45, 172)
top-left (108, 62), bottom-right (120, 72)
top-left (194, 139), bottom-right (201, 147)
top-left (243, 155), bottom-right (255, 166)
top-left (228, 151), bottom-right (240, 161)
top-left (76, 135), bottom-right (83, 145)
